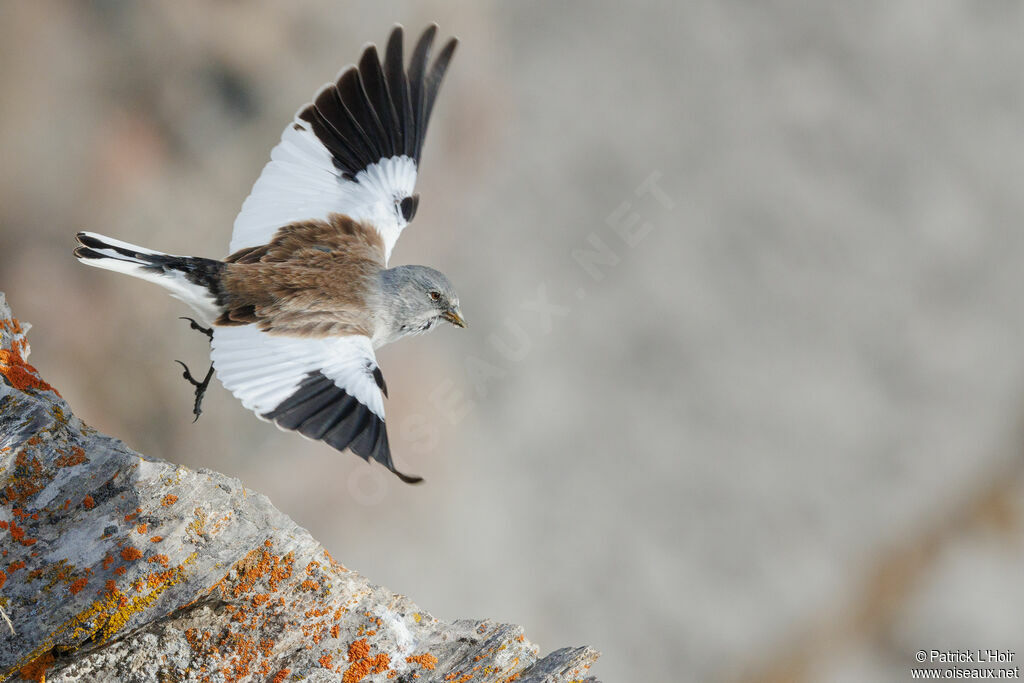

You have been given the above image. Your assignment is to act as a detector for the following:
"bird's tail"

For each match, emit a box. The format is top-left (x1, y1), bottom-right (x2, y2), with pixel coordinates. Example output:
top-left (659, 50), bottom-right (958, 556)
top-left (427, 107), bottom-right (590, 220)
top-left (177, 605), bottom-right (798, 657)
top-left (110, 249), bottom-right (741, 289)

top-left (74, 231), bottom-right (224, 324)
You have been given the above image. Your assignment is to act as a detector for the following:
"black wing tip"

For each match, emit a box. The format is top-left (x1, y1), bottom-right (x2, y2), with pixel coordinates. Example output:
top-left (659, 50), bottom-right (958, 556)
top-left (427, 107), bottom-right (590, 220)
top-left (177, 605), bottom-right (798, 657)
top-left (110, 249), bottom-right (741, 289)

top-left (301, 24), bottom-right (457, 185)
top-left (419, 23), bottom-right (439, 42)
top-left (390, 467), bottom-right (424, 485)
top-left (359, 43), bottom-right (381, 65)
top-left (439, 36), bottom-right (459, 59)
top-left (359, 24), bottom-right (456, 77)
top-left (264, 370), bottom-right (423, 484)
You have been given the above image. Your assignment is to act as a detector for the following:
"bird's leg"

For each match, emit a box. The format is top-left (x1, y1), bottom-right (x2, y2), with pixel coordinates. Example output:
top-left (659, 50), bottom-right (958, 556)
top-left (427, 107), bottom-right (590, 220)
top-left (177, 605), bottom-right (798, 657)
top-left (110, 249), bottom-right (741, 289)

top-left (176, 317), bottom-right (215, 422)
top-left (179, 316), bottom-right (214, 341)
top-left (175, 361), bottom-right (214, 422)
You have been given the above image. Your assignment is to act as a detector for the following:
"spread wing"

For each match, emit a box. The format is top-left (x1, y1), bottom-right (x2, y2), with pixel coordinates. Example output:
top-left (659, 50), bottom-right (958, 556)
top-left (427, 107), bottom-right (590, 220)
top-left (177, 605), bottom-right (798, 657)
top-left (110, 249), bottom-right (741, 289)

top-left (229, 24), bottom-right (457, 264)
top-left (210, 325), bottom-right (421, 483)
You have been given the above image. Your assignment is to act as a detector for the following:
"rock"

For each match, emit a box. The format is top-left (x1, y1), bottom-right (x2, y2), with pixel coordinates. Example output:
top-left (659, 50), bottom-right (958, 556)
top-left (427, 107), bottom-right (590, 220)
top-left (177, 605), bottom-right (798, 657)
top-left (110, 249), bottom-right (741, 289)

top-left (0, 292), bottom-right (600, 682)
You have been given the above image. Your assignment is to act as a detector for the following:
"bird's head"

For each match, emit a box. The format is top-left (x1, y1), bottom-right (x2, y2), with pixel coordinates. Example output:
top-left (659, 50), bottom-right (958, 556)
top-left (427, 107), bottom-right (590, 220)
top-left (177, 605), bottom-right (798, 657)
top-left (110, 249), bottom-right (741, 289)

top-left (380, 265), bottom-right (466, 336)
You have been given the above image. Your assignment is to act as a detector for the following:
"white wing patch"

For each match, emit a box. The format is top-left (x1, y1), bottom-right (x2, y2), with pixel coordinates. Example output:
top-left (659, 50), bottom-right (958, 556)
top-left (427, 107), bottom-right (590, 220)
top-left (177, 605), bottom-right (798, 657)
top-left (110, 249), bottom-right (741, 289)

top-left (229, 121), bottom-right (417, 263)
top-left (211, 324), bottom-right (384, 419)
top-left (210, 324), bottom-right (423, 482)
top-left (227, 25), bottom-right (458, 268)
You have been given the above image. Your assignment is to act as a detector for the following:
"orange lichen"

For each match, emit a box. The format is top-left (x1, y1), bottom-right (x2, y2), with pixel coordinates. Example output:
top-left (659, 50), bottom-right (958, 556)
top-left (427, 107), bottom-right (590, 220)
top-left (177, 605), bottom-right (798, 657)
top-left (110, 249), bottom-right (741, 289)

top-left (8, 560), bottom-right (26, 572)
top-left (0, 520), bottom-right (7, 530)
top-left (299, 579), bottom-right (319, 592)
top-left (150, 535), bottom-right (163, 543)
top-left (145, 568), bottom-right (177, 588)
top-left (53, 446), bottom-right (87, 468)
top-left (136, 523), bottom-right (148, 534)
top-left (271, 670), bottom-right (290, 683)
top-left (17, 650), bottom-right (54, 682)
top-left (0, 345), bottom-right (58, 396)
top-left (104, 579), bottom-right (117, 595)
top-left (5, 451), bottom-right (49, 504)
top-left (301, 620), bottom-right (330, 644)
top-left (224, 548), bottom-right (294, 599)
top-left (114, 566), bottom-right (127, 576)
top-left (147, 554), bottom-right (170, 567)
top-left (120, 547), bottom-right (143, 562)
top-left (0, 571), bottom-right (6, 590)
top-left (82, 495), bottom-right (95, 509)
top-left (69, 577), bottom-right (89, 595)
top-left (341, 639), bottom-right (391, 683)
top-left (161, 494), bottom-right (178, 506)
top-left (331, 624), bottom-right (341, 639)
top-left (406, 654), bottom-right (438, 670)
top-left (9, 520), bottom-right (37, 546)
top-left (185, 623), bottom-right (269, 682)
top-left (102, 554), bottom-right (114, 570)
top-left (124, 512), bottom-right (138, 523)
top-left (0, 318), bottom-right (22, 334)
top-left (323, 549), bottom-right (347, 571)
top-left (348, 639), bottom-right (371, 663)
top-left (319, 653), bottom-right (334, 669)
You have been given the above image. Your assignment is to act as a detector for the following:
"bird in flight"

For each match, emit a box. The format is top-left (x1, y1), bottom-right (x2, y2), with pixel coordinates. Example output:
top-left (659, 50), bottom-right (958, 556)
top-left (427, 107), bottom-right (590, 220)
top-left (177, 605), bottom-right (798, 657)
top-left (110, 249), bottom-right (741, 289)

top-left (74, 25), bottom-right (463, 483)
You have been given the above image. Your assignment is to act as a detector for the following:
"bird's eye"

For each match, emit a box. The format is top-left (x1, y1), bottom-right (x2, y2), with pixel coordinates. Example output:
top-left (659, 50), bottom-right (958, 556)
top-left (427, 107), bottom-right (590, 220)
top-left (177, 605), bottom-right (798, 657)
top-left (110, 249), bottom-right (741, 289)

top-left (428, 291), bottom-right (441, 301)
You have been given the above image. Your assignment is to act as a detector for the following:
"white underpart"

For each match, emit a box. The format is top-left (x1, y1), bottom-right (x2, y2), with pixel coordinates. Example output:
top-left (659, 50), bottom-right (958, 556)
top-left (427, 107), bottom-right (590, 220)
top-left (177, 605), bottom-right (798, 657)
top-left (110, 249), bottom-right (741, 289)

top-left (76, 231), bottom-right (219, 326)
top-left (210, 325), bottom-right (385, 420)
top-left (229, 116), bottom-right (418, 264)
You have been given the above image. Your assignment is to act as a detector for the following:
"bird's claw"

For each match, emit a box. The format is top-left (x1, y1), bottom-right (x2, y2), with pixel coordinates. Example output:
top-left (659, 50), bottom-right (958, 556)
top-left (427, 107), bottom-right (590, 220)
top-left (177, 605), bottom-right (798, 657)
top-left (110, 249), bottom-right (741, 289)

top-left (175, 360), bottom-right (214, 422)
top-left (176, 319), bottom-right (213, 421)
top-left (179, 316), bottom-right (214, 341)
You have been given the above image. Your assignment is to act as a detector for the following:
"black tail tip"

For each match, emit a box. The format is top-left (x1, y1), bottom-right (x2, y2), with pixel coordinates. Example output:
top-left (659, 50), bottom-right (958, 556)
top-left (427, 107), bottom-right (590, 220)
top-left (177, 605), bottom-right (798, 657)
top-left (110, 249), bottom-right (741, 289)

top-left (74, 246), bottom-right (103, 260)
top-left (76, 232), bottom-right (105, 249)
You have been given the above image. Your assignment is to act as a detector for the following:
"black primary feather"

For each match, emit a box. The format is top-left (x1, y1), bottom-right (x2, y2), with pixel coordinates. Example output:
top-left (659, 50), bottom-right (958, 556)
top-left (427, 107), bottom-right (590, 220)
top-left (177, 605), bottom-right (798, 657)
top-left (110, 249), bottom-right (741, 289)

top-left (263, 371), bottom-right (422, 483)
top-left (297, 24), bottom-right (458, 183)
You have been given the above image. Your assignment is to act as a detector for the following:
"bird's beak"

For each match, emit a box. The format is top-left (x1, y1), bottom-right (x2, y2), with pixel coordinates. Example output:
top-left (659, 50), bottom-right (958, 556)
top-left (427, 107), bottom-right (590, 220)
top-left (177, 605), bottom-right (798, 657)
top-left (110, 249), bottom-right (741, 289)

top-left (442, 308), bottom-right (467, 328)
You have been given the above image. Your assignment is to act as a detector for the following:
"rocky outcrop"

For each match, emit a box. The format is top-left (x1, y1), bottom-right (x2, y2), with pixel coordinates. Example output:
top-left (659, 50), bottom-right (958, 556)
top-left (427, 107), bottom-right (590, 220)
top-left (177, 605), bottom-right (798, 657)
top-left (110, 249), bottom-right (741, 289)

top-left (0, 292), bottom-right (600, 682)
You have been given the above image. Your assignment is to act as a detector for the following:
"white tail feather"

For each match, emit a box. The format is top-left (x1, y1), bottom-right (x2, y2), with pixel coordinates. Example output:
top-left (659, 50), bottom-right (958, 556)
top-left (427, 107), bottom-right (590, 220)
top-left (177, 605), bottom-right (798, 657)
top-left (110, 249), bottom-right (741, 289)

top-left (75, 232), bottom-right (220, 325)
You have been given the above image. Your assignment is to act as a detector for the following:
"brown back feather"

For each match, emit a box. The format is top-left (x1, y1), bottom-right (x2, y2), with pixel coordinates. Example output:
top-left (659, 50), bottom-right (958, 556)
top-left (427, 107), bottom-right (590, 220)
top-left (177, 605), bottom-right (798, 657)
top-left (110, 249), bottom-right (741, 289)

top-left (219, 213), bottom-right (385, 337)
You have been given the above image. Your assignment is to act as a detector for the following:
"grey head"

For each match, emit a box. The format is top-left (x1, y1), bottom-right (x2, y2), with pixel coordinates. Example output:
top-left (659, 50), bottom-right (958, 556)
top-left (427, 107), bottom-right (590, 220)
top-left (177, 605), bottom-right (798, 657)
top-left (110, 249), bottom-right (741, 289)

top-left (376, 265), bottom-right (465, 345)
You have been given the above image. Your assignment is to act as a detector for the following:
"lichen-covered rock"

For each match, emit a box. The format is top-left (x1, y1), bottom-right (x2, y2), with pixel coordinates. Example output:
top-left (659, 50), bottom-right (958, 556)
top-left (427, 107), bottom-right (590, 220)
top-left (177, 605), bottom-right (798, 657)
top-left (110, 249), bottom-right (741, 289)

top-left (0, 292), bottom-right (600, 683)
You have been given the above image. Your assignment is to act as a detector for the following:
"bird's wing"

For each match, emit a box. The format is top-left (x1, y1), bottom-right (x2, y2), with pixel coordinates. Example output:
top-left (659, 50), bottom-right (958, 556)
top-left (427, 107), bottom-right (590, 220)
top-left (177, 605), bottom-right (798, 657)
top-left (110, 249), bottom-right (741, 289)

top-left (210, 324), bottom-right (421, 483)
top-left (229, 24), bottom-right (457, 265)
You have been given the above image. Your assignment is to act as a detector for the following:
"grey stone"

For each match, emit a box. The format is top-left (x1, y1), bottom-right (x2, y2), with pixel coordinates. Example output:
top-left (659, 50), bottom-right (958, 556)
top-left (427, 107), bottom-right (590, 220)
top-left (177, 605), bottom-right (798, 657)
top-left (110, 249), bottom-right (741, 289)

top-left (0, 292), bottom-right (600, 683)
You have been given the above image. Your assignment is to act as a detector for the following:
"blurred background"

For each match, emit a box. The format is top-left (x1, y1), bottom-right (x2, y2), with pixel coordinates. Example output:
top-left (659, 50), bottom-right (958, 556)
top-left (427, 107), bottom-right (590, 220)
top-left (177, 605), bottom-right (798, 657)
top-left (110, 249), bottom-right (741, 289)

top-left (3, 1), bottom-right (1024, 680)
